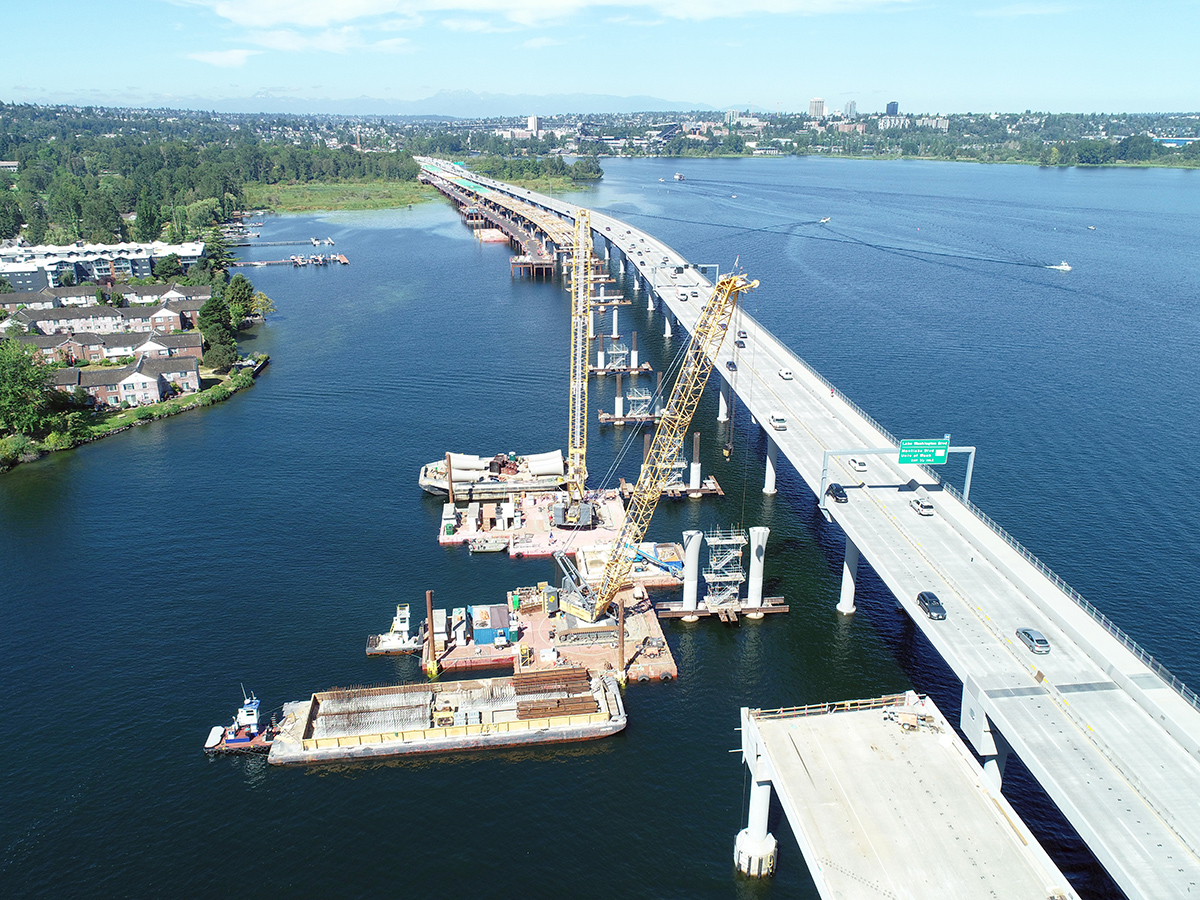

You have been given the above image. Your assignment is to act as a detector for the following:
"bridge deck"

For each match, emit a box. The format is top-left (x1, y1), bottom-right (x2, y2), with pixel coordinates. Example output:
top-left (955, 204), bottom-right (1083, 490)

top-left (418, 158), bottom-right (1200, 899)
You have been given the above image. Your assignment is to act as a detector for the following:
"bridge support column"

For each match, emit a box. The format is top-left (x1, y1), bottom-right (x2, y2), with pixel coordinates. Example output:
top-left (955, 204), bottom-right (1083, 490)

top-left (612, 307), bottom-right (619, 339)
top-left (961, 679), bottom-right (1003, 788)
top-left (763, 436), bottom-right (778, 495)
top-left (681, 530), bottom-right (704, 621)
top-left (735, 777), bottom-right (777, 877)
top-left (747, 527), bottom-right (770, 614)
top-left (647, 290), bottom-right (654, 312)
top-left (588, 308), bottom-right (595, 340)
top-left (664, 313), bottom-right (672, 339)
top-left (837, 536), bottom-right (859, 615)
top-left (718, 379), bottom-right (731, 423)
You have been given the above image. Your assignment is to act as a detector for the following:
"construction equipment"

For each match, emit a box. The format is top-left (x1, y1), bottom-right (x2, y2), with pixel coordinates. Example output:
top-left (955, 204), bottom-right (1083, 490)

top-left (555, 271), bottom-right (758, 622)
top-left (555, 210), bottom-right (595, 529)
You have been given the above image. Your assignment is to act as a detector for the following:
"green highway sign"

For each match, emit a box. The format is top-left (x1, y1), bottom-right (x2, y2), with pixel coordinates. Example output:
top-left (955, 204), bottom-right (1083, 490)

top-left (899, 439), bottom-right (951, 465)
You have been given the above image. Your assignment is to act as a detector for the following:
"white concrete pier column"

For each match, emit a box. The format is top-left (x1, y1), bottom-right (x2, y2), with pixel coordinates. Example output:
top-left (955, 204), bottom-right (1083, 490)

top-left (663, 313), bottom-right (672, 338)
top-left (718, 379), bottom-right (731, 423)
top-left (681, 530), bottom-right (704, 620)
top-left (630, 332), bottom-right (639, 369)
top-left (647, 289), bottom-right (654, 312)
top-left (734, 779), bottom-right (778, 877)
top-left (588, 308), bottom-right (595, 339)
top-left (611, 306), bottom-right (619, 338)
top-left (763, 437), bottom-right (778, 495)
top-left (688, 432), bottom-right (702, 498)
top-left (596, 334), bottom-right (605, 370)
top-left (837, 536), bottom-right (859, 616)
top-left (747, 527), bottom-right (770, 610)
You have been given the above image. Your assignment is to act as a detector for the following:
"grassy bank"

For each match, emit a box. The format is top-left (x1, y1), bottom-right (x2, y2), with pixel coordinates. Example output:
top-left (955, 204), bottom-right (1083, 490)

top-left (245, 181), bottom-right (436, 212)
top-left (0, 361), bottom-right (266, 472)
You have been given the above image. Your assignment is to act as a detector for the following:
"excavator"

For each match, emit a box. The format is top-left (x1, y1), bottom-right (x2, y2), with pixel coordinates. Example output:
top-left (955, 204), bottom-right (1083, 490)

top-left (554, 268), bottom-right (758, 623)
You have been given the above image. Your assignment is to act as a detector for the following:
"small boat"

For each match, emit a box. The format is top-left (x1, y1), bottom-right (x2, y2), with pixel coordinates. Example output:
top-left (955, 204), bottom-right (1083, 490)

top-left (469, 536), bottom-right (510, 553)
top-left (674, 173), bottom-right (685, 181)
top-left (204, 688), bottom-right (278, 755)
top-left (366, 604), bottom-right (423, 655)
top-left (820, 217), bottom-right (831, 224)
top-left (1047, 260), bottom-right (1072, 272)
top-left (1087, 225), bottom-right (1096, 230)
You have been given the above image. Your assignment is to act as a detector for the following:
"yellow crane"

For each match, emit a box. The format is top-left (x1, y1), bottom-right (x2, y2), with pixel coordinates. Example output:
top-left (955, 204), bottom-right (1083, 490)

top-left (556, 271), bottom-right (758, 623)
top-left (564, 210), bottom-right (592, 511)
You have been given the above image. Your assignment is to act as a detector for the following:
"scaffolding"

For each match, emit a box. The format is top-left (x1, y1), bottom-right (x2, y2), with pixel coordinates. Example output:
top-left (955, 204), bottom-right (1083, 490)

top-left (626, 384), bottom-right (653, 416)
top-left (704, 526), bottom-right (747, 607)
top-left (605, 342), bottom-right (630, 369)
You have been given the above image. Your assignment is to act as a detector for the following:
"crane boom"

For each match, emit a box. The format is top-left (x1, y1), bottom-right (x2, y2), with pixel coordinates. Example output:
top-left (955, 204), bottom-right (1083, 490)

top-left (565, 211), bottom-right (592, 502)
top-left (557, 272), bottom-right (758, 623)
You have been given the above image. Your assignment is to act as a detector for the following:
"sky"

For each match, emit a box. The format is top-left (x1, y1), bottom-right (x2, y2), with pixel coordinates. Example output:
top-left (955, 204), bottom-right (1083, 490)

top-left (3, 0), bottom-right (1197, 115)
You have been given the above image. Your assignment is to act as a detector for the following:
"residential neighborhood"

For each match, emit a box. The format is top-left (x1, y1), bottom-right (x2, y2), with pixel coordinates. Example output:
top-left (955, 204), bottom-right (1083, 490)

top-left (2, 280), bottom-right (213, 408)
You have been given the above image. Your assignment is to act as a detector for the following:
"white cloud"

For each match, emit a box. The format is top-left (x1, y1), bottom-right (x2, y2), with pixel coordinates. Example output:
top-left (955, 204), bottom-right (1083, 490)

top-left (175, 0), bottom-right (911, 30)
top-left (187, 49), bottom-right (262, 67)
top-left (974, 4), bottom-right (1070, 15)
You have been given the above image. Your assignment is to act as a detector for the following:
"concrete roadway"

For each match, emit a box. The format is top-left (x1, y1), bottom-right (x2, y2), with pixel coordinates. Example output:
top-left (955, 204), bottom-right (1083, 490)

top-left (423, 160), bottom-right (1200, 898)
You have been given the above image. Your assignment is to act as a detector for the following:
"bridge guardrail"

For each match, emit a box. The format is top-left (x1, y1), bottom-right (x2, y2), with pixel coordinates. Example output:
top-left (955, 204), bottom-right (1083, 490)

top-left (781, 347), bottom-right (1200, 716)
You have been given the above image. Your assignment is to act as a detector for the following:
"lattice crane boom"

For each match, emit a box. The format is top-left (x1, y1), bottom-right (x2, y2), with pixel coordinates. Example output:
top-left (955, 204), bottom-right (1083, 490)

top-left (565, 211), bottom-right (592, 502)
top-left (558, 272), bottom-right (757, 623)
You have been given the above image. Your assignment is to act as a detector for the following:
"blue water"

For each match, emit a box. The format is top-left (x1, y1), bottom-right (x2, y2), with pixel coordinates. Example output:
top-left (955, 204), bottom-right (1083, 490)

top-left (2, 158), bottom-right (1197, 899)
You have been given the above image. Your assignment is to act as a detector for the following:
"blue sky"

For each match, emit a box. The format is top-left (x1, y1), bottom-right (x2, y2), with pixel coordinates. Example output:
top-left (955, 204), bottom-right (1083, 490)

top-left (3, 0), bottom-right (1196, 114)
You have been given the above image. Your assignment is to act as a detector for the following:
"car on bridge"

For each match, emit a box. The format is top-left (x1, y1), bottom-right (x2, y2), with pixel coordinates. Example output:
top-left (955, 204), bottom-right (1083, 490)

top-left (734, 339), bottom-right (746, 349)
top-left (916, 591), bottom-right (947, 620)
top-left (910, 497), bottom-right (935, 516)
top-left (737, 330), bottom-right (748, 339)
top-left (778, 368), bottom-right (794, 380)
top-left (1016, 627), bottom-right (1051, 654)
top-left (768, 412), bottom-right (787, 431)
top-left (726, 360), bottom-right (738, 372)
top-left (848, 458), bottom-right (867, 473)
top-left (826, 483), bottom-right (848, 503)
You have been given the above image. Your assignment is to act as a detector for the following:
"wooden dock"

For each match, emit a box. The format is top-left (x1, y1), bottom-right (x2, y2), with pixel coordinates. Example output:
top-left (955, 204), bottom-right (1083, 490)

top-left (590, 362), bottom-right (654, 376)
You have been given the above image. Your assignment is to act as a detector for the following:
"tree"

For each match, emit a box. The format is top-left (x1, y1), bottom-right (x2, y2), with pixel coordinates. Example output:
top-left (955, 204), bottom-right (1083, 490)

top-left (203, 228), bottom-right (236, 277)
top-left (250, 290), bottom-right (276, 319)
top-left (202, 343), bottom-right (238, 372)
top-left (153, 254), bottom-right (183, 280)
top-left (225, 274), bottom-right (254, 326)
top-left (198, 293), bottom-right (236, 351)
top-left (0, 192), bottom-right (23, 240)
top-left (0, 278), bottom-right (13, 294)
top-left (0, 340), bottom-right (52, 436)
top-left (58, 271), bottom-right (76, 287)
top-left (134, 194), bottom-right (161, 242)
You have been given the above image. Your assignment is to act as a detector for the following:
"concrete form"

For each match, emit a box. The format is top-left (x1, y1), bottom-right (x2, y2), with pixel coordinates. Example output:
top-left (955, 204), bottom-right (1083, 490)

top-left (737, 693), bottom-right (1078, 899)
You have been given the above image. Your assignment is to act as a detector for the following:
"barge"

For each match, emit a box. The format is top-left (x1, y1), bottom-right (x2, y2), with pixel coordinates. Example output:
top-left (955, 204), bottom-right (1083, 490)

top-left (419, 450), bottom-right (566, 500)
top-left (267, 668), bottom-right (625, 765)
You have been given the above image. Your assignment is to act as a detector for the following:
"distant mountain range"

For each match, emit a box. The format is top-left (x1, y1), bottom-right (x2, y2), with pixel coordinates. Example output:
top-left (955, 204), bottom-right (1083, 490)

top-left (202, 90), bottom-right (713, 118)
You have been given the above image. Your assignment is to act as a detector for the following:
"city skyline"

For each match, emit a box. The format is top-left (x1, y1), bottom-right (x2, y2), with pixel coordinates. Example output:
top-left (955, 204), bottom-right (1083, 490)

top-left (3, 0), bottom-right (1198, 116)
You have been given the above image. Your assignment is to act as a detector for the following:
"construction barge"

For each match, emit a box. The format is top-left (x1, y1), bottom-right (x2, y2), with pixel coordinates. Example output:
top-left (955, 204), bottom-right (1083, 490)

top-left (267, 668), bottom-right (626, 765)
top-left (419, 450), bottom-right (566, 500)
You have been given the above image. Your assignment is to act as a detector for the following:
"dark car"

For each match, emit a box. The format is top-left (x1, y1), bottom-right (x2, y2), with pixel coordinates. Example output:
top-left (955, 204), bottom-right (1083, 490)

top-left (826, 482), bottom-right (848, 503)
top-left (1016, 627), bottom-right (1050, 654)
top-left (725, 360), bottom-right (737, 372)
top-left (916, 591), bottom-right (946, 620)
top-left (734, 339), bottom-right (746, 349)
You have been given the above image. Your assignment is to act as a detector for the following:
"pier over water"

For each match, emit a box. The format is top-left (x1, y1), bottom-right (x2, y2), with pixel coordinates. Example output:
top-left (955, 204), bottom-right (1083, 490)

top-left (420, 156), bottom-right (1200, 899)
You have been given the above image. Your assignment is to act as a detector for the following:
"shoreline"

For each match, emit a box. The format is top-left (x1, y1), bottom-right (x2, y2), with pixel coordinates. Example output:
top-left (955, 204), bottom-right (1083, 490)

top-left (0, 356), bottom-right (269, 475)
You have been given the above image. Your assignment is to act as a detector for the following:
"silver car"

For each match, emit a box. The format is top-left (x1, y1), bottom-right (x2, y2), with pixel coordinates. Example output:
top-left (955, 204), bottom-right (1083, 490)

top-left (1016, 627), bottom-right (1050, 655)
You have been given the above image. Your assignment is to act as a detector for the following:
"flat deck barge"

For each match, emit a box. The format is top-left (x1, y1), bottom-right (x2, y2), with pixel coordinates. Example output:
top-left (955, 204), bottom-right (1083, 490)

top-left (269, 668), bottom-right (625, 765)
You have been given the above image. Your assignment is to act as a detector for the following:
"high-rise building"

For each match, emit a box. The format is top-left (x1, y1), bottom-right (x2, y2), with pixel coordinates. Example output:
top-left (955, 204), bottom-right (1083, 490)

top-left (886, 101), bottom-right (899, 116)
top-left (528, 115), bottom-right (542, 134)
top-left (809, 98), bottom-right (825, 118)
top-left (843, 101), bottom-right (857, 118)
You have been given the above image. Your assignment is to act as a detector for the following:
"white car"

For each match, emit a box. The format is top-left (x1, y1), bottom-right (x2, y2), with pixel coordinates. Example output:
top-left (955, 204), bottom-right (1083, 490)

top-left (778, 368), bottom-right (794, 380)
top-left (768, 412), bottom-right (788, 431)
top-left (848, 458), bottom-right (867, 473)
top-left (910, 497), bottom-right (935, 516)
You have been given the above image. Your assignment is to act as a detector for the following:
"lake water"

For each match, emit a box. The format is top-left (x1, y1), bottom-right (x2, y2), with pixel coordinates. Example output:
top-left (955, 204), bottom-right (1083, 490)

top-left (3, 157), bottom-right (1198, 899)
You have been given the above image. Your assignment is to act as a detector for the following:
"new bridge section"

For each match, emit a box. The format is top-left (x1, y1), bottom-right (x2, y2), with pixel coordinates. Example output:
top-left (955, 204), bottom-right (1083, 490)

top-left (419, 158), bottom-right (1200, 898)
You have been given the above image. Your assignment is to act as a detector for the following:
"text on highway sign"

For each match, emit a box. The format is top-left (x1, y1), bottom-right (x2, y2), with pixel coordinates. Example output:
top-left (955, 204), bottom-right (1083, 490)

top-left (899, 439), bottom-right (950, 465)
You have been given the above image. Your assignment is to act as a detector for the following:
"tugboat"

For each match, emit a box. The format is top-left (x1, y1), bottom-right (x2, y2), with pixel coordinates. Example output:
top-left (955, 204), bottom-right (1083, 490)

top-left (365, 604), bottom-right (424, 656)
top-left (204, 687), bottom-right (278, 755)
